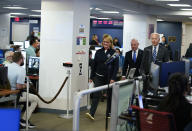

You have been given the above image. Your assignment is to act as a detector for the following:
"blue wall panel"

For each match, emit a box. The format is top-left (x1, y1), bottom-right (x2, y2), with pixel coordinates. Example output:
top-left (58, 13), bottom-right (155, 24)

top-left (90, 28), bottom-right (123, 47)
top-left (157, 21), bottom-right (182, 58)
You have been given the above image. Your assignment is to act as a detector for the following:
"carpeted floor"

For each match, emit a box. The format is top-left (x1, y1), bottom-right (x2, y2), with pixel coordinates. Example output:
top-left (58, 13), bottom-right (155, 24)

top-left (23, 101), bottom-right (110, 131)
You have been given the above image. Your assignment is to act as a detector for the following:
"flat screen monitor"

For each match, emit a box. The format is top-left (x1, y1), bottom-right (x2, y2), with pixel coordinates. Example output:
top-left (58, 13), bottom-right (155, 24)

top-left (21, 51), bottom-right (26, 69)
top-left (0, 109), bottom-right (20, 131)
top-left (159, 61), bottom-right (185, 87)
top-left (14, 41), bottom-right (24, 50)
top-left (27, 56), bottom-right (40, 76)
top-left (0, 49), bottom-right (3, 58)
top-left (150, 63), bottom-right (160, 90)
top-left (24, 41), bottom-right (30, 49)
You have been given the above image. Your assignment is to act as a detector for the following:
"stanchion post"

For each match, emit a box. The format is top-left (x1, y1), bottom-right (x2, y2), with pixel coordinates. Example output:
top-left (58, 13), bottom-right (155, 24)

top-left (59, 69), bottom-right (73, 119)
top-left (26, 76), bottom-right (29, 130)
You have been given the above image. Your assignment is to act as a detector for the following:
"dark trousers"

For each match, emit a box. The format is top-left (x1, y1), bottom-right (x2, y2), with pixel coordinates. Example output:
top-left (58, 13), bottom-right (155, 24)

top-left (90, 75), bottom-right (107, 117)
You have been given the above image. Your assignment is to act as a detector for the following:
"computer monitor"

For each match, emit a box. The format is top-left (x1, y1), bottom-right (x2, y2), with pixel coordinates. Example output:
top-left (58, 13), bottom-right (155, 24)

top-left (0, 50), bottom-right (4, 64)
top-left (14, 41), bottom-right (24, 50)
top-left (182, 58), bottom-right (190, 77)
top-left (159, 61), bottom-right (185, 87)
top-left (150, 63), bottom-right (160, 90)
top-left (21, 51), bottom-right (26, 69)
top-left (0, 109), bottom-right (20, 131)
top-left (27, 56), bottom-right (40, 76)
top-left (24, 41), bottom-right (30, 49)
top-left (0, 49), bottom-right (3, 58)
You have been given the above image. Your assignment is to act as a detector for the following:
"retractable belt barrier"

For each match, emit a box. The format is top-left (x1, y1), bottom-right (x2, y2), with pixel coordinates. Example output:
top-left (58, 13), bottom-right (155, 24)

top-left (29, 77), bottom-right (68, 104)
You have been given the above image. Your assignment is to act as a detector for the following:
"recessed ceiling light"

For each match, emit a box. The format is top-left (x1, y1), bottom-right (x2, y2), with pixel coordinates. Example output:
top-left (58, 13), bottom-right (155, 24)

top-left (31, 10), bottom-right (41, 12)
top-left (156, 0), bottom-right (179, 1)
top-left (100, 11), bottom-right (119, 14)
top-left (167, 4), bottom-right (191, 7)
top-left (122, 9), bottom-right (138, 13)
top-left (10, 13), bottom-right (26, 15)
top-left (181, 8), bottom-right (192, 11)
top-left (97, 18), bottom-right (111, 20)
top-left (157, 19), bottom-right (164, 21)
top-left (95, 8), bottom-right (102, 11)
top-left (3, 7), bottom-right (27, 9)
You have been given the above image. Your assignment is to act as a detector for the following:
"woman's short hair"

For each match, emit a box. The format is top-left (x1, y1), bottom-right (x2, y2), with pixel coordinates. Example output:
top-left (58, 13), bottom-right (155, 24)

top-left (168, 73), bottom-right (189, 96)
top-left (12, 52), bottom-right (23, 63)
top-left (103, 34), bottom-right (113, 43)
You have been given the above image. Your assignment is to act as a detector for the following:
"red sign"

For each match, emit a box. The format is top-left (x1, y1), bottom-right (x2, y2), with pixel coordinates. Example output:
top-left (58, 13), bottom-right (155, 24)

top-left (14, 17), bottom-right (20, 22)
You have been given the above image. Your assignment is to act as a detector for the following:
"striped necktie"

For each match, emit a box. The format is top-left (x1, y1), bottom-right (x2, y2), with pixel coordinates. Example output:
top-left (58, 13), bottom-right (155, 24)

top-left (152, 46), bottom-right (157, 63)
top-left (133, 51), bottom-right (136, 63)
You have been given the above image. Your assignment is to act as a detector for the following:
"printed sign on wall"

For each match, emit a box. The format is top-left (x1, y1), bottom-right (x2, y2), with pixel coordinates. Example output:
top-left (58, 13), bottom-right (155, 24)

top-left (76, 37), bottom-right (86, 45)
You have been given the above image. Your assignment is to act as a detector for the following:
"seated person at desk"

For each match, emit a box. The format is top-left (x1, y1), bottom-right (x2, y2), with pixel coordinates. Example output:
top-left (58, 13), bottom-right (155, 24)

top-left (3, 51), bottom-right (14, 66)
top-left (7, 52), bottom-right (38, 128)
top-left (158, 73), bottom-right (192, 131)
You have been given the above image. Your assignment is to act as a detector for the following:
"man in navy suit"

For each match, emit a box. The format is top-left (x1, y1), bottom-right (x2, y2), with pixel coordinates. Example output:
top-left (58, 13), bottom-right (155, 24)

top-left (122, 39), bottom-right (143, 79)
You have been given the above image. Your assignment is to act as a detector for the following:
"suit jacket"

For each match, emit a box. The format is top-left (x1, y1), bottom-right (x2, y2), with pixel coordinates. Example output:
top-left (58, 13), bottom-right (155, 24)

top-left (90, 48), bottom-right (119, 81)
top-left (122, 49), bottom-right (143, 77)
top-left (140, 44), bottom-right (169, 74)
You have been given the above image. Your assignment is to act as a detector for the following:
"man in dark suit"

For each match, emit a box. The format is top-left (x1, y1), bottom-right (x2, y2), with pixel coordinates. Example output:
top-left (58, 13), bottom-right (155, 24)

top-left (140, 33), bottom-right (169, 94)
top-left (122, 39), bottom-right (143, 79)
top-left (141, 33), bottom-right (169, 74)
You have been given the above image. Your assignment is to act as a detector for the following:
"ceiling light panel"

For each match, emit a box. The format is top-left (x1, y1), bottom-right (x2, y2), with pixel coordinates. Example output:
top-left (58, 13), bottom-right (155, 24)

top-left (156, 0), bottom-right (179, 1)
top-left (95, 8), bottom-right (102, 11)
top-left (10, 13), bottom-right (26, 15)
top-left (3, 7), bottom-right (27, 9)
top-left (181, 9), bottom-right (192, 11)
top-left (97, 18), bottom-right (111, 20)
top-left (31, 10), bottom-right (41, 12)
top-left (100, 11), bottom-right (119, 14)
top-left (167, 4), bottom-right (191, 7)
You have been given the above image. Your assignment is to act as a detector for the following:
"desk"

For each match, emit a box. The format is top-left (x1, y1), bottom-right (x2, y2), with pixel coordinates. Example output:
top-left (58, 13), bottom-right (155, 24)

top-left (28, 75), bottom-right (39, 92)
top-left (0, 89), bottom-right (19, 108)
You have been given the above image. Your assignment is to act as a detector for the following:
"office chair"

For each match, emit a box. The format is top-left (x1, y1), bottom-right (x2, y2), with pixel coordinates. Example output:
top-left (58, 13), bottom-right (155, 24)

top-left (131, 105), bottom-right (177, 131)
top-left (0, 109), bottom-right (21, 131)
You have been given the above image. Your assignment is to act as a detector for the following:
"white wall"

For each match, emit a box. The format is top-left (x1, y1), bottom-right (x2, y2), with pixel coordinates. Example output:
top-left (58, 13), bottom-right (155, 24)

top-left (39, 0), bottom-right (90, 110)
top-left (123, 14), bottom-right (157, 54)
top-left (0, 13), bottom-right (10, 49)
top-left (181, 23), bottom-right (192, 56)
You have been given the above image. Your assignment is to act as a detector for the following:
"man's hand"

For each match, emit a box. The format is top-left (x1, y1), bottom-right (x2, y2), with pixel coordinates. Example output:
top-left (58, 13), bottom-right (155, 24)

top-left (110, 80), bottom-right (115, 84)
top-left (121, 76), bottom-right (126, 80)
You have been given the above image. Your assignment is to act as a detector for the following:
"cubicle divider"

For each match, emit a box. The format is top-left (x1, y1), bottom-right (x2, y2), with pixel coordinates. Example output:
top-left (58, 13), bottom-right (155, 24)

top-left (110, 80), bottom-right (135, 131)
top-left (73, 79), bottom-right (134, 131)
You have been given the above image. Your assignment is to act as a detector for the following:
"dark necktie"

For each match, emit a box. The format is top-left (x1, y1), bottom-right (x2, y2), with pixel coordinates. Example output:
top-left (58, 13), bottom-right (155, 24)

top-left (152, 46), bottom-right (157, 62)
top-left (133, 51), bottom-right (136, 63)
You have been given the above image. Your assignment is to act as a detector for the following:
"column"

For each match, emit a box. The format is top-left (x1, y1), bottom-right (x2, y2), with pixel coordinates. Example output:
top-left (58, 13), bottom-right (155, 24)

top-left (0, 13), bottom-right (10, 49)
top-left (39, 0), bottom-right (90, 111)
